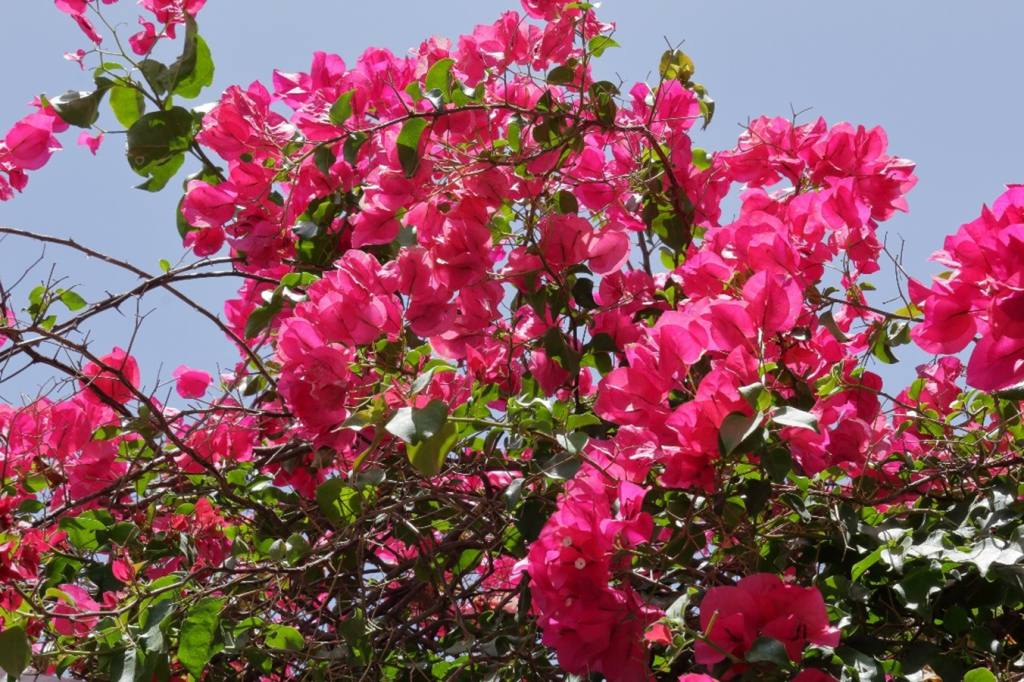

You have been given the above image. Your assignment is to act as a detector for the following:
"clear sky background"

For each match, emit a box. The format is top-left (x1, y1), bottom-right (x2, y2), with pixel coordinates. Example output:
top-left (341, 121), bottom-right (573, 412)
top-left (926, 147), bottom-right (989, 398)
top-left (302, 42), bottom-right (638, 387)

top-left (1, 1), bottom-right (1022, 402)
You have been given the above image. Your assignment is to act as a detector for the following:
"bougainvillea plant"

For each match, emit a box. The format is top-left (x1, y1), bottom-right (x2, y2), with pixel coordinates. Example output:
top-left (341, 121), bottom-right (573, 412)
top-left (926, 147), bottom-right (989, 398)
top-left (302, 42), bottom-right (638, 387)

top-left (1, 1), bottom-right (1022, 680)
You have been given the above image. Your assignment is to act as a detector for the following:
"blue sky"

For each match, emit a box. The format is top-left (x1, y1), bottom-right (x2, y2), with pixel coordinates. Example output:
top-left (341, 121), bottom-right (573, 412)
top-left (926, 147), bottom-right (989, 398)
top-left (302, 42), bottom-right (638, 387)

top-left (2, 1), bottom-right (1022, 401)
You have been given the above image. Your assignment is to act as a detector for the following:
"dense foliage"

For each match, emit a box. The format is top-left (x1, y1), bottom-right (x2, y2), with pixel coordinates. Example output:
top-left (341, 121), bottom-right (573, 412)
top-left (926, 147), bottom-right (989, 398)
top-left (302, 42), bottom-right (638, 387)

top-left (1, 1), bottom-right (1023, 680)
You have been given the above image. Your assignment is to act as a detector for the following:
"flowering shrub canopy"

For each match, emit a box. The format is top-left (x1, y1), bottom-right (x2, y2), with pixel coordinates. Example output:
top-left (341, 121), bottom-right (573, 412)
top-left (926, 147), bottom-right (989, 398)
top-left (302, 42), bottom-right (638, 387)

top-left (1, 1), bottom-right (1023, 680)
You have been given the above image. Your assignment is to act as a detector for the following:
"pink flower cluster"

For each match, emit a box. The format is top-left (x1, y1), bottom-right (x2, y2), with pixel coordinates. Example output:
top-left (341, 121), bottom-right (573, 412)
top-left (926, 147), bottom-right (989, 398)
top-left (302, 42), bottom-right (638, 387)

top-left (1, 392), bottom-right (117, 494)
top-left (523, 429), bottom-right (658, 681)
top-left (0, 1), bottom-right (210, 200)
top-left (0, 101), bottom-right (67, 200)
top-left (163, 2), bottom-right (918, 673)
top-left (53, 0), bottom-right (205, 50)
top-left (911, 186), bottom-right (1024, 391)
top-left (696, 574), bottom-right (840, 671)
top-left (8, 0), bottom-right (1016, 678)
top-left (591, 117), bottom-right (915, 489)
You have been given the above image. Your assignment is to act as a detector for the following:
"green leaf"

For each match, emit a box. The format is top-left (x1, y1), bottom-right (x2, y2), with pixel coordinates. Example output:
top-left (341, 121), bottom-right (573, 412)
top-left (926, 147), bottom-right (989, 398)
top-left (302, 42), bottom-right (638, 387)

top-left (60, 513), bottom-right (109, 550)
top-left (173, 34), bottom-right (214, 99)
top-left (292, 220), bottom-right (319, 239)
top-left (665, 591), bottom-right (692, 624)
top-left (908, 533), bottom-right (1024, 577)
top-left (506, 119), bottom-right (521, 152)
top-left (0, 626), bottom-right (31, 678)
top-left (159, 258), bottom-right (172, 273)
top-left (744, 479), bottom-right (772, 516)
top-left (542, 327), bottom-right (579, 375)
top-left (589, 80), bottom-right (618, 126)
top-left (126, 107), bottom-right (195, 176)
top-left (315, 478), bottom-right (362, 527)
top-left (516, 497), bottom-right (548, 542)
top-left (555, 189), bottom-right (579, 214)
top-left (135, 153), bottom-right (185, 192)
top-left (163, 17), bottom-right (206, 96)
top-left (407, 420), bottom-right (458, 477)
top-left (819, 310), bottom-right (850, 343)
top-left (572, 277), bottom-right (598, 310)
top-left (139, 59), bottom-right (169, 96)
top-left (244, 297), bottom-right (282, 339)
top-left (718, 412), bottom-right (760, 456)
top-left (738, 382), bottom-right (769, 409)
top-left (697, 90), bottom-right (715, 129)
top-left (396, 118), bottom-right (429, 177)
top-left (546, 65), bottom-right (575, 85)
top-left (659, 49), bottom-right (695, 82)
top-left (964, 668), bottom-right (998, 682)
top-left (993, 380), bottom-right (1024, 400)
top-left (24, 473), bottom-right (48, 492)
top-left (313, 145), bottom-right (335, 176)
top-left (409, 367), bottom-right (437, 396)
top-left (176, 597), bottom-right (224, 678)
top-left (386, 399), bottom-right (448, 444)
top-left (771, 406), bottom-right (818, 432)
top-left (51, 88), bottom-right (107, 128)
top-left (691, 147), bottom-right (711, 170)
top-left (343, 131), bottom-right (368, 165)
top-left (894, 567), bottom-right (943, 616)
top-left (265, 625), bottom-right (304, 651)
top-left (656, 247), bottom-right (676, 270)
top-left (836, 646), bottom-right (884, 682)
top-left (870, 325), bottom-right (899, 364)
top-left (554, 431), bottom-right (588, 455)
top-left (141, 599), bottom-right (175, 653)
top-left (59, 289), bottom-right (87, 311)
top-left (329, 90), bottom-right (356, 125)
top-left (279, 272), bottom-right (320, 288)
top-left (176, 194), bottom-right (197, 238)
top-left (454, 548), bottom-right (483, 576)
top-left (109, 85), bottom-right (145, 128)
top-left (424, 58), bottom-right (455, 101)
top-left (745, 636), bottom-right (790, 667)
top-left (851, 547), bottom-right (883, 582)
top-left (539, 448), bottom-right (581, 481)
top-left (111, 647), bottom-right (137, 682)
top-left (587, 35), bottom-right (620, 57)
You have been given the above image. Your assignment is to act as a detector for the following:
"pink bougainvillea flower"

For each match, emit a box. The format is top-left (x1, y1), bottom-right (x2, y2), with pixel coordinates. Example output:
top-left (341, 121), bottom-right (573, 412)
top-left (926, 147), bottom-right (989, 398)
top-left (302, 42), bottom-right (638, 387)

top-left (129, 19), bottom-right (159, 55)
top-left (77, 130), bottom-right (103, 155)
top-left (112, 558), bottom-right (135, 583)
top-left (81, 347), bottom-right (141, 404)
top-left (644, 622), bottom-right (673, 646)
top-left (65, 440), bottom-right (127, 499)
top-left (520, 0), bottom-right (573, 20)
top-left (64, 48), bottom-right (88, 68)
top-left (742, 271), bottom-right (803, 335)
top-left (587, 229), bottom-right (630, 275)
top-left (966, 332), bottom-right (1024, 392)
top-left (172, 364), bottom-right (213, 399)
top-left (181, 225), bottom-right (225, 257)
top-left (52, 583), bottom-right (100, 637)
top-left (182, 180), bottom-right (238, 228)
top-left (0, 307), bottom-right (14, 349)
top-left (71, 14), bottom-right (104, 44)
top-left (695, 573), bottom-right (839, 668)
top-left (5, 114), bottom-right (61, 170)
top-left (912, 187), bottom-right (1024, 391)
top-left (54, 0), bottom-right (88, 16)
top-left (141, 0), bottom-right (207, 24)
